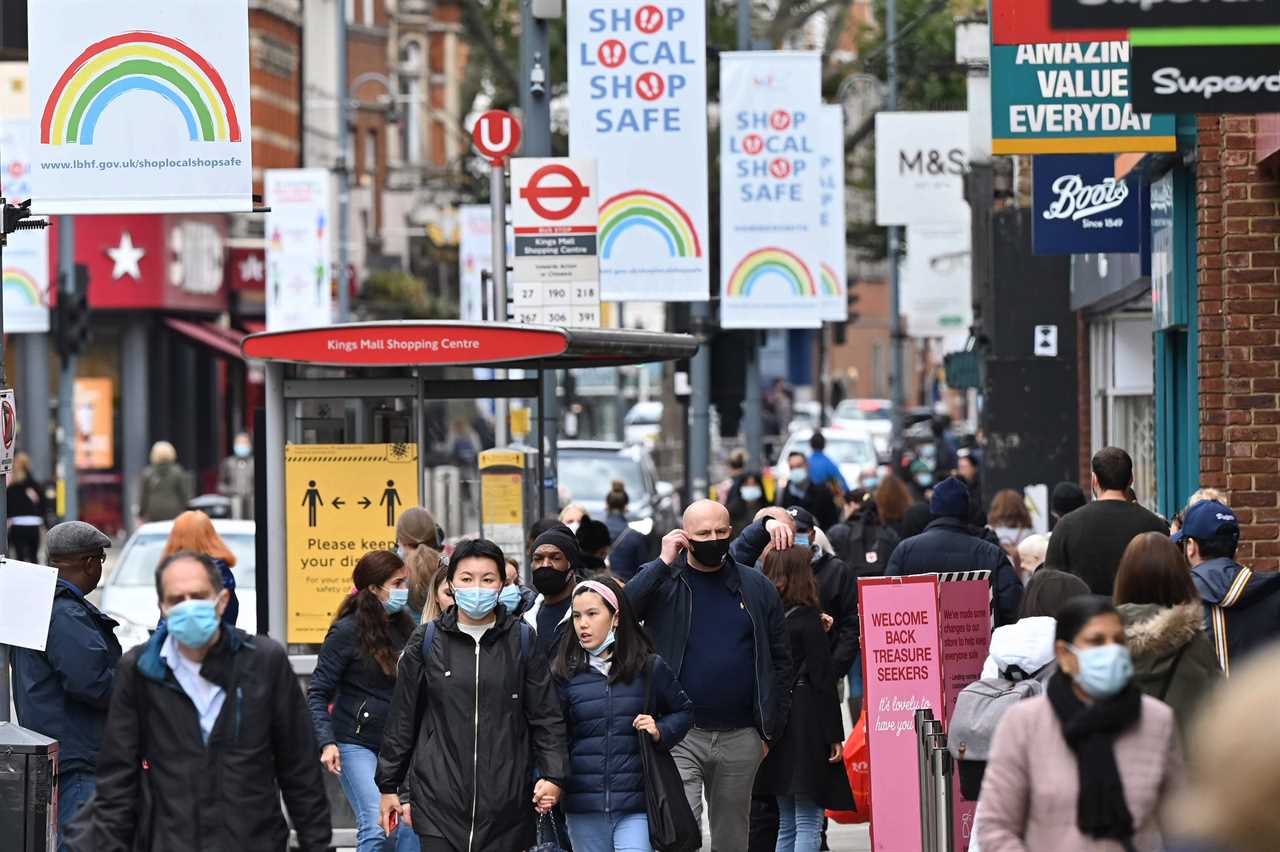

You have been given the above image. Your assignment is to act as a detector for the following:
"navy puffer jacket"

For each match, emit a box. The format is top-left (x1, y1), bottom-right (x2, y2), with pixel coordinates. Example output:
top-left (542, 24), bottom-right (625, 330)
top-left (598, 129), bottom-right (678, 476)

top-left (557, 654), bottom-right (693, 814)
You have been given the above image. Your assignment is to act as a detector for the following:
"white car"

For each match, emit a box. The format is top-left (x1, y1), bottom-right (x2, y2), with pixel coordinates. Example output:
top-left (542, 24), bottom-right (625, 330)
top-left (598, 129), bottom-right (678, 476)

top-left (99, 519), bottom-right (257, 649)
top-left (624, 400), bottom-right (663, 447)
top-left (774, 428), bottom-right (879, 494)
top-left (832, 398), bottom-right (893, 460)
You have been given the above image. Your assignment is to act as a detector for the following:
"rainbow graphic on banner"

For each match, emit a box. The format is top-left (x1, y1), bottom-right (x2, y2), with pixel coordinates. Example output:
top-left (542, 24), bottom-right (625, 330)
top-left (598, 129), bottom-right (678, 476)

top-left (819, 263), bottom-right (842, 296)
top-left (599, 190), bottom-right (702, 259)
top-left (725, 248), bottom-right (816, 298)
top-left (41, 31), bottom-right (242, 145)
top-left (3, 268), bottom-right (45, 306)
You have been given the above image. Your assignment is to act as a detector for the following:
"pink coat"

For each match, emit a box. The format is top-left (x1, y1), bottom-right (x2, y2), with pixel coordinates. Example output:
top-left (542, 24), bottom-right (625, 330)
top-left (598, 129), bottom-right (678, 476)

top-left (976, 693), bottom-right (1184, 852)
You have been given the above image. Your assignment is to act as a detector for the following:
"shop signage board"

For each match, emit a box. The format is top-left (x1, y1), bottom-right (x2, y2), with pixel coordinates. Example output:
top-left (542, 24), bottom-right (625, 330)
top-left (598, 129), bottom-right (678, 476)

top-left (1, 118), bottom-right (51, 333)
top-left (874, 112), bottom-right (970, 226)
top-left (990, 41), bottom-right (1177, 154)
top-left (901, 217), bottom-right (973, 338)
top-left (284, 443), bottom-right (420, 642)
top-left (1130, 29), bottom-right (1280, 114)
top-left (1032, 154), bottom-right (1142, 255)
top-left (265, 168), bottom-right (333, 332)
top-left (510, 157), bottom-right (601, 328)
top-left (74, 378), bottom-right (115, 470)
top-left (720, 51), bottom-right (823, 330)
top-left (1052, 0), bottom-right (1280, 29)
top-left (567, 0), bottom-right (710, 302)
top-left (859, 573), bottom-right (992, 852)
top-left (992, 0), bottom-right (1127, 44)
top-left (26, 0), bottom-right (253, 214)
top-left (242, 323), bottom-right (570, 367)
top-left (817, 105), bottom-right (848, 322)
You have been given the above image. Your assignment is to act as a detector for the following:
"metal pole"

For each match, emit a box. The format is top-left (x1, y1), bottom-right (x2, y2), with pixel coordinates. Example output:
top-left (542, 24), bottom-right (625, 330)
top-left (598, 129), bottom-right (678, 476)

top-left (917, 716), bottom-right (941, 852)
top-left (520, 0), bottom-right (559, 514)
top-left (887, 0), bottom-right (905, 450)
top-left (336, 0), bottom-right (351, 323)
top-left (57, 216), bottom-right (78, 523)
top-left (492, 164), bottom-right (510, 448)
top-left (0, 199), bottom-right (8, 723)
top-left (933, 745), bottom-right (955, 852)
top-left (744, 333), bottom-right (763, 469)
top-left (265, 362), bottom-right (287, 646)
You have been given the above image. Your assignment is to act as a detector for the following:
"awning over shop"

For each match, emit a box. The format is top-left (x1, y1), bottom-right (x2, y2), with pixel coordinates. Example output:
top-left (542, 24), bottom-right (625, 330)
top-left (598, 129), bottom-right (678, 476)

top-left (240, 322), bottom-right (699, 370)
top-left (165, 317), bottom-right (246, 361)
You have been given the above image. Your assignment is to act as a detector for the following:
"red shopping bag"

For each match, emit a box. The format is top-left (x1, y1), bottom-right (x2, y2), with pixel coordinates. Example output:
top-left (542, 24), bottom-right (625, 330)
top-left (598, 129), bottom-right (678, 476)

top-left (826, 707), bottom-right (871, 824)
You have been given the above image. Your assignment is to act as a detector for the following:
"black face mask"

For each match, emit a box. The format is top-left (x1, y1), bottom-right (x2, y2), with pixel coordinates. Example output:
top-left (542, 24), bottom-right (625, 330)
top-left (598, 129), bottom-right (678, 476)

top-left (533, 566), bottom-right (573, 596)
top-left (689, 536), bottom-right (731, 568)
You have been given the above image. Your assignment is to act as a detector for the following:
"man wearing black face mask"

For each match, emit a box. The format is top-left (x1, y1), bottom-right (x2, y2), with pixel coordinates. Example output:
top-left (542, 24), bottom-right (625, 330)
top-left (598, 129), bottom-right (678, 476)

top-left (625, 500), bottom-right (792, 852)
top-left (523, 527), bottom-right (581, 658)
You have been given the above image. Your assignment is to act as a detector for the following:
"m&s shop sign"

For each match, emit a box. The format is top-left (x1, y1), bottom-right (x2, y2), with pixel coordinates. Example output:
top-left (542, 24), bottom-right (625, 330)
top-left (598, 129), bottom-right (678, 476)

top-left (991, 41), bottom-right (1176, 154)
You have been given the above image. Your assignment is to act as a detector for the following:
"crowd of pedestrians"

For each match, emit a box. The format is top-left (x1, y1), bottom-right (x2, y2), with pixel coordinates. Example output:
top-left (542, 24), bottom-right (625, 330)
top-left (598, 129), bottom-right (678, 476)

top-left (16, 429), bottom-right (1280, 852)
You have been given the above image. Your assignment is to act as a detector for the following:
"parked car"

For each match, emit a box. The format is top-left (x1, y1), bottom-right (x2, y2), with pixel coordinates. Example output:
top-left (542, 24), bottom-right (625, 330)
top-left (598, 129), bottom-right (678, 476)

top-left (773, 427), bottom-right (880, 493)
top-left (99, 519), bottom-right (257, 649)
top-left (832, 398), bottom-right (893, 460)
top-left (558, 441), bottom-right (679, 536)
top-left (623, 400), bottom-right (663, 447)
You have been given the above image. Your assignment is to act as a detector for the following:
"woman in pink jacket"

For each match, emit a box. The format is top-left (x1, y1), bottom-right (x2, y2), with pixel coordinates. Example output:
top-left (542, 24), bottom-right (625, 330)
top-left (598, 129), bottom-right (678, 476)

top-left (977, 595), bottom-right (1185, 852)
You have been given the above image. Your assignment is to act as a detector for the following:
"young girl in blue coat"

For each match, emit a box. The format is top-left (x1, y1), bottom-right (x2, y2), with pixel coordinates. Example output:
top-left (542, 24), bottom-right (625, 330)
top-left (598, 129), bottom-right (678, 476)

top-left (553, 576), bottom-right (695, 852)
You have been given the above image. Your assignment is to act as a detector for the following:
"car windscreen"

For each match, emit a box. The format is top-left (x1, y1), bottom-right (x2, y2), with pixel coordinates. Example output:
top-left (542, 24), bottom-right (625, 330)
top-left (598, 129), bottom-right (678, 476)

top-left (112, 533), bottom-right (257, 589)
top-left (824, 438), bottom-right (876, 466)
top-left (559, 455), bottom-right (646, 502)
top-left (836, 401), bottom-right (892, 421)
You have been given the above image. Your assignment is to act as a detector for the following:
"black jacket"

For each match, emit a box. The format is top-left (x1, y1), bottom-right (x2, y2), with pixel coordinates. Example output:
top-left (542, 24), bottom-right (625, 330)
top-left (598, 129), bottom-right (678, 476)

top-left (11, 579), bottom-right (120, 774)
top-left (827, 516), bottom-right (899, 577)
top-left (307, 611), bottom-right (415, 752)
top-left (376, 608), bottom-right (569, 850)
top-left (778, 480), bottom-right (840, 531)
top-left (884, 517), bottom-right (1024, 626)
top-left (625, 539), bottom-right (793, 741)
top-left (1192, 556), bottom-right (1280, 674)
top-left (93, 623), bottom-right (331, 852)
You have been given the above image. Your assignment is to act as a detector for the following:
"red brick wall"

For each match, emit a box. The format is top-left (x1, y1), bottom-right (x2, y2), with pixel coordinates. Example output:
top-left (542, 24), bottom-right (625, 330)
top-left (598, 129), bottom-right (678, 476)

top-left (248, 10), bottom-right (302, 197)
top-left (1197, 114), bottom-right (1280, 570)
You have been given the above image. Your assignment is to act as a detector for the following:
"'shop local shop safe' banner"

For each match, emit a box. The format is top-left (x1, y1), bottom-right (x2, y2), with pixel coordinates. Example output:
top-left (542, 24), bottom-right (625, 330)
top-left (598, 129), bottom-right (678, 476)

top-left (1, 119), bottom-right (51, 334)
top-left (719, 51), bottom-right (823, 330)
top-left (26, 0), bottom-right (254, 214)
top-left (567, 0), bottom-right (710, 302)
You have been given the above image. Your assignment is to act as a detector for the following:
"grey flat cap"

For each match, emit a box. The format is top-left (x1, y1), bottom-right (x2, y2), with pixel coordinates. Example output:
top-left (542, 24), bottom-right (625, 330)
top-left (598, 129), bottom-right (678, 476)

top-left (46, 521), bottom-right (113, 558)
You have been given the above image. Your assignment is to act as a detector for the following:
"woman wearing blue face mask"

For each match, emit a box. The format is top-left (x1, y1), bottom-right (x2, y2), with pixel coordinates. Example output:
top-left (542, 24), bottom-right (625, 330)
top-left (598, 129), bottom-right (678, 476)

top-left (552, 575), bottom-right (694, 852)
top-left (978, 595), bottom-right (1185, 852)
top-left (307, 550), bottom-right (419, 852)
top-left (377, 538), bottom-right (569, 852)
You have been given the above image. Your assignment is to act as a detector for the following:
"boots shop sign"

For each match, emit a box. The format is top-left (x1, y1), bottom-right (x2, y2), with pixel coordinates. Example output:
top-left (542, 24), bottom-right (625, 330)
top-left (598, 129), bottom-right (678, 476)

top-left (1052, 0), bottom-right (1280, 30)
top-left (1032, 154), bottom-right (1142, 255)
top-left (1129, 29), bottom-right (1280, 114)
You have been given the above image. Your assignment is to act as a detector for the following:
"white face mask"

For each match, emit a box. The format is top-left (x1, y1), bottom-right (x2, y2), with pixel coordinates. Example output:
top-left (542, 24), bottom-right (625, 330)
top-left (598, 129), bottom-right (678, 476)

top-left (788, 468), bottom-right (808, 485)
top-left (739, 485), bottom-right (763, 502)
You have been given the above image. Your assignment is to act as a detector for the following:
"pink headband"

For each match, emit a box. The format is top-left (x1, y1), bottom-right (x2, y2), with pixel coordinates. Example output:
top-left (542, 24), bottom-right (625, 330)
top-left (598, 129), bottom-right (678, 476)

top-left (573, 580), bottom-right (619, 613)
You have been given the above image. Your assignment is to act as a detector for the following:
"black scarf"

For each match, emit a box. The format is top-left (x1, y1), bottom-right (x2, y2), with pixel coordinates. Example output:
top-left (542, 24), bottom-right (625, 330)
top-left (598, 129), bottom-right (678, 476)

top-left (1046, 670), bottom-right (1142, 846)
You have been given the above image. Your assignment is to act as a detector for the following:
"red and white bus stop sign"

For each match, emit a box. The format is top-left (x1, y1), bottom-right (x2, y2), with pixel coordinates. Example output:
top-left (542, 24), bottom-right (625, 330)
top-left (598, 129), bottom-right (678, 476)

top-left (472, 110), bottom-right (523, 165)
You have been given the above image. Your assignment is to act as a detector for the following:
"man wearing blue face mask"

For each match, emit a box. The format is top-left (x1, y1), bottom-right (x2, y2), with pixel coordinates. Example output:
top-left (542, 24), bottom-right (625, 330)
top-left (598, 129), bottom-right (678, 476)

top-left (218, 431), bottom-right (255, 520)
top-left (92, 551), bottom-right (331, 852)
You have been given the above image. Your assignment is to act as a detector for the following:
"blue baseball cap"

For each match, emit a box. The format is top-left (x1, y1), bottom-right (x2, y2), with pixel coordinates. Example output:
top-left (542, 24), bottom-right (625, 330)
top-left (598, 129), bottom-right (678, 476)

top-left (1172, 499), bottom-right (1238, 544)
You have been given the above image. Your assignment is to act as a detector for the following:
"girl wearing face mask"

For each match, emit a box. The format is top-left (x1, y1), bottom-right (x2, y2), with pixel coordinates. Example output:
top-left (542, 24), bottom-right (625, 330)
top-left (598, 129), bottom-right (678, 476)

top-left (378, 538), bottom-right (569, 852)
top-left (307, 550), bottom-right (420, 852)
top-left (977, 595), bottom-right (1185, 852)
top-left (552, 576), bottom-right (693, 852)
top-left (728, 473), bottom-right (769, 536)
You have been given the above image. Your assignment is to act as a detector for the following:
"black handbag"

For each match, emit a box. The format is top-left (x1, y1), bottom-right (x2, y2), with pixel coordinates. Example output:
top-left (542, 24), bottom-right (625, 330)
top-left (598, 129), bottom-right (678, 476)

top-left (526, 811), bottom-right (569, 852)
top-left (639, 657), bottom-right (702, 852)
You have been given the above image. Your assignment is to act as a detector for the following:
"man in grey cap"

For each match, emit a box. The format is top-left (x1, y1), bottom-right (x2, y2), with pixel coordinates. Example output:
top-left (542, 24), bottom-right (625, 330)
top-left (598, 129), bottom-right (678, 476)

top-left (10, 520), bottom-right (121, 850)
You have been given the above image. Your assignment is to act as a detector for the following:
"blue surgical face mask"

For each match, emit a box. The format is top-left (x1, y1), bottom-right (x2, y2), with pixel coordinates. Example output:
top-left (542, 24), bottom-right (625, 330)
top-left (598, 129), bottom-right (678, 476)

top-left (454, 587), bottom-right (499, 619)
top-left (789, 468), bottom-right (808, 485)
top-left (383, 588), bottom-right (409, 614)
top-left (167, 598), bottom-right (221, 648)
top-left (586, 629), bottom-right (616, 657)
top-left (740, 485), bottom-right (763, 502)
top-left (795, 533), bottom-right (811, 548)
top-left (1069, 643), bottom-right (1133, 700)
top-left (234, 443), bottom-right (251, 459)
top-left (499, 584), bottom-right (523, 613)
top-left (916, 474), bottom-right (932, 489)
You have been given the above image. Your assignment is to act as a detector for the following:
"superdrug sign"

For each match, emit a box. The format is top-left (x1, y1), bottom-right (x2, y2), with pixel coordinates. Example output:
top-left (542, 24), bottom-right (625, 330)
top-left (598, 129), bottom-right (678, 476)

top-left (1052, 0), bottom-right (1280, 29)
top-left (1130, 43), bottom-right (1280, 114)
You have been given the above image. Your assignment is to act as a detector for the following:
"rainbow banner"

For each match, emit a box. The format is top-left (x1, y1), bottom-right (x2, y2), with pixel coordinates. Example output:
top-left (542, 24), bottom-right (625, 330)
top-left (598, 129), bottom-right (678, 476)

top-left (0, 118), bottom-right (51, 334)
top-left (568, 0), bottom-right (710, 302)
top-left (27, 1), bottom-right (253, 214)
top-left (719, 51), bottom-right (823, 329)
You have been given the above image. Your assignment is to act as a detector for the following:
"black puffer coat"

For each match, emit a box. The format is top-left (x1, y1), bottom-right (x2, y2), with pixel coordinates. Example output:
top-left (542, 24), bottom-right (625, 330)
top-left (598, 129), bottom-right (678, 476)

top-left (376, 608), bottom-right (569, 851)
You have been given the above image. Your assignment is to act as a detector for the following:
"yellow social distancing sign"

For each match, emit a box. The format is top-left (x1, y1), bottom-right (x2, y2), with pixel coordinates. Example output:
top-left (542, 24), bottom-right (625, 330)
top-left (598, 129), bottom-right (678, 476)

top-left (285, 443), bottom-right (420, 642)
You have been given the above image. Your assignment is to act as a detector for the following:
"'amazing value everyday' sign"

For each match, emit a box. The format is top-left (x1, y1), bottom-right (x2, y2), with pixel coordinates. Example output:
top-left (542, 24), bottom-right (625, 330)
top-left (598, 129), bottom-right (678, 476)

top-left (991, 40), bottom-right (1176, 154)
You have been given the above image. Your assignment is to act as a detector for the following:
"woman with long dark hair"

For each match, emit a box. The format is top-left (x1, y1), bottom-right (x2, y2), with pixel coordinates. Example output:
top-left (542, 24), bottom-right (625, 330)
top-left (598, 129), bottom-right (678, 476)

top-left (978, 595), bottom-right (1185, 851)
top-left (753, 545), bottom-right (852, 851)
top-left (307, 550), bottom-right (419, 852)
top-left (553, 575), bottom-right (693, 851)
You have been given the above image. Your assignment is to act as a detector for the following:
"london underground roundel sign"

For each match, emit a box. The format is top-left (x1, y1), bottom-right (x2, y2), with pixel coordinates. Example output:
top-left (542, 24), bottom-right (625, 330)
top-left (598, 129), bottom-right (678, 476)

top-left (472, 111), bottom-right (523, 165)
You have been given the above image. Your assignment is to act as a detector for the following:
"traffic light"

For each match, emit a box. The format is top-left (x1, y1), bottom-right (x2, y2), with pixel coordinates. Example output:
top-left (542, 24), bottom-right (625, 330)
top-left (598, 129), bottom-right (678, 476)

top-left (55, 264), bottom-right (91, 359)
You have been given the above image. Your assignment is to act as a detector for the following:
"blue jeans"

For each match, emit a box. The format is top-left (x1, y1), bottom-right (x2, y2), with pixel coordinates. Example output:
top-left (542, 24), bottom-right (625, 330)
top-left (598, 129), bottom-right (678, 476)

top-left (565, 810), bottom-right (652, 852)
top-left (776, 795), bottom-right (822, 852)
top-left (338, 743), bottom-right (421, 852)
top-left (58, 770), bottom-right (95, 852)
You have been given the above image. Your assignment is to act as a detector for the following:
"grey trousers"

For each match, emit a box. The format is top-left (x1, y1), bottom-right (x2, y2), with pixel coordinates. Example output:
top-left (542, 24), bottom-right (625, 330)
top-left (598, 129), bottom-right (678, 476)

top-left (671, 726), bottom-right (767, 852)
